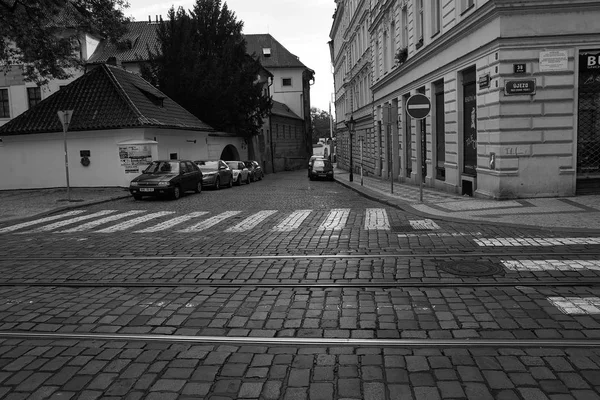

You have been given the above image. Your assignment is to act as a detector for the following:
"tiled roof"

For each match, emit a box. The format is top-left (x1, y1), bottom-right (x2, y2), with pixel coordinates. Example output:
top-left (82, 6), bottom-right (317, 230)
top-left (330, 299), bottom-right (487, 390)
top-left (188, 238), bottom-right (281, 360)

top-left (271, 100), bottom-right (302, 120)
top-left (244, 34), bottom-right (307, 69)
top-left (87, 21), bottom-right (160, 64)
top-left (0, 64), bottom-right (215, 135)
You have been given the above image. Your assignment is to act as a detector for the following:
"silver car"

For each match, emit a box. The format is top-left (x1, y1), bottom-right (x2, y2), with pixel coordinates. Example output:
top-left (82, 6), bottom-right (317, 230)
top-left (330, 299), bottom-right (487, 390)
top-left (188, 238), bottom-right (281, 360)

top-left (226, 161), bottom-right (251, 186)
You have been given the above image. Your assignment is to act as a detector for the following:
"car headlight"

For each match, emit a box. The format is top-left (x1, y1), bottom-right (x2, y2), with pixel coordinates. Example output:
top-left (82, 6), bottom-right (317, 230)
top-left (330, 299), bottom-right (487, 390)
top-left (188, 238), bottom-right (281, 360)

top-left (158, 182), bottom-right (170, 186)
top-left (130, 181), bottom-right (139, 186)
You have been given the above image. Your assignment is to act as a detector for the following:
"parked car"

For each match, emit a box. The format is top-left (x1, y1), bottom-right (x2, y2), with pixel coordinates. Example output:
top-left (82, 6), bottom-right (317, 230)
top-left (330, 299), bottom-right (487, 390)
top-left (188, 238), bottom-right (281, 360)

top-left (308, 156), bottom-right (325, 177)
top-left (195, 160), bottom-right (233, 190)
top-left (244, 160), bottom-right (264, 181)
top-left (226, 161), bottom-right (251, 185)
top-left (129, 160), bottom-right (202, 200)
top-left (308, 158), bottom-right (334, 181)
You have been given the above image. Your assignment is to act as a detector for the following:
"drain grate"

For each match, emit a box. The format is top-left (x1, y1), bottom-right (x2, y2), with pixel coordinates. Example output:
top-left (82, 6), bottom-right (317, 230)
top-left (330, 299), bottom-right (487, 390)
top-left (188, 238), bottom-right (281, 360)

top-left (437, 261), bottom-right (505, 277)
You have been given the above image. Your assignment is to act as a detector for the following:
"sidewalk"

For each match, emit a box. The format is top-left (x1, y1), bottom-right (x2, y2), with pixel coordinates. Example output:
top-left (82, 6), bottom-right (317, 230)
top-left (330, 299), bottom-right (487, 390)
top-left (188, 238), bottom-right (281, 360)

top-left (334, 166), bottom-right (600, 233)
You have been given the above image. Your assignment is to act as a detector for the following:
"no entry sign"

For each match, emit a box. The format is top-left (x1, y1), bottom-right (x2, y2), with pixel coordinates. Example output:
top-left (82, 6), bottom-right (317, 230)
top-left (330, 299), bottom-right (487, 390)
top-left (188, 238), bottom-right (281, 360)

top-left (406, 94), bottom-right (431, 119)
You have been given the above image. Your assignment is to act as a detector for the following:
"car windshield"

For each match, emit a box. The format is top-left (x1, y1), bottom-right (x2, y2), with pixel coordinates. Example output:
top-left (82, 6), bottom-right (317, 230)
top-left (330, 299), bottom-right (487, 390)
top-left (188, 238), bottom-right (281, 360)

top-left (198, 161), bottom-right (219, 172)
top-left (144, 161), bottom-right (179, 174)
top-left (226, 162), bottom-right (239, 169)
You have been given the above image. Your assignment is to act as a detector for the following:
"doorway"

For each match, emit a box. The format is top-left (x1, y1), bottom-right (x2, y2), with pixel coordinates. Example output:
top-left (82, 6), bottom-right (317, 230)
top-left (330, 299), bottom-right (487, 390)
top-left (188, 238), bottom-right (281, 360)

top-left (577, 50), bottom-right (600, 194)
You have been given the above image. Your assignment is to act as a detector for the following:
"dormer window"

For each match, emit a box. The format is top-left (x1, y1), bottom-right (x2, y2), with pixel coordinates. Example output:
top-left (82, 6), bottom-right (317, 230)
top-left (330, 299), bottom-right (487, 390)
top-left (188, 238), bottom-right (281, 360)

top-left (262, 48), bottom-right (271, 57)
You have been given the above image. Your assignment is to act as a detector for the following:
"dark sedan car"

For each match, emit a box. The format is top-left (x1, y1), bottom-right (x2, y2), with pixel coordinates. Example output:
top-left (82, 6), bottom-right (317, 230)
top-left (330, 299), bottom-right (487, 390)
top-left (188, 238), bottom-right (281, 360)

top-left (195, 160), bottom-right (234, 190)
top-left (244, 160), bottom-right (264, 181)
top-left (308, 158), bottom-right (334, 181)
top-left (129, 160), bottom-right (202, 200)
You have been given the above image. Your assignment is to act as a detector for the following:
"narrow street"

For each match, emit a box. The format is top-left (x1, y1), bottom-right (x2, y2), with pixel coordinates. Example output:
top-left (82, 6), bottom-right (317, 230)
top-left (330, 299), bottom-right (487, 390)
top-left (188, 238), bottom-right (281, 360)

top-left (0, 170), bottom-right (599, 399)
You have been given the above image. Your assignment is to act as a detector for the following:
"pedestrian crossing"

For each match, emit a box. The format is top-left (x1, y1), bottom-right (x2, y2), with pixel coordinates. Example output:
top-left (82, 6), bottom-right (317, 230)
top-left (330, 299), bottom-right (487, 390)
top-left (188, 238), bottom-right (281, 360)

top-left (0, 208), bottom-right (422, 234)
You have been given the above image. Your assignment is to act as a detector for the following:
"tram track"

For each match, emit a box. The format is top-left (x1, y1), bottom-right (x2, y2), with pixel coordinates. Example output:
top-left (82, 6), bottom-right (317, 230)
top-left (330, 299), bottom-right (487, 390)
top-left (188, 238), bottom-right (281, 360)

top-left (1, 250), bottom-right (600, 261)
top-left (0, 331), bottom-right (599, 348)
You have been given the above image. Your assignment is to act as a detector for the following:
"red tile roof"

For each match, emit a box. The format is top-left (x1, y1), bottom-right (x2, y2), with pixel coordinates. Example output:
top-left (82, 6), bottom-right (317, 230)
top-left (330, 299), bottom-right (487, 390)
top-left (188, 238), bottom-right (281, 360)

top-left (87, 21), bottom-right (160, 64)
top-left (244, 34), bottom-right (308, 69)
top-left (0, 64), bottom-right (215, 135)
top-left (271, 100), bottom-right (302, 120)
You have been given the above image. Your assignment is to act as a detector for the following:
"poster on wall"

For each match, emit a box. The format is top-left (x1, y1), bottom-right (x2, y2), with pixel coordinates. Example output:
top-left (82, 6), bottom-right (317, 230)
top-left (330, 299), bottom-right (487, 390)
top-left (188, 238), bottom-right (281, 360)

top-left (119, 145), bottom-right (152, 173)
top-left (539, 50), bottom-right (569, 72)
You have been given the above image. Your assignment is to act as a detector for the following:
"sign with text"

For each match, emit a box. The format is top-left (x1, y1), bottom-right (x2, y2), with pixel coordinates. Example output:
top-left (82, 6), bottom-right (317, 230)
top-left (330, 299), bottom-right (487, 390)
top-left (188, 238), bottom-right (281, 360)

top-left (513, 63), bottom-right (526, 74)
top-left (580, 50), bottom-right (600, 71)
top-left (539, 50), bottom-right (568, 72)
top-left (505, 80), bottom-right (536, 95)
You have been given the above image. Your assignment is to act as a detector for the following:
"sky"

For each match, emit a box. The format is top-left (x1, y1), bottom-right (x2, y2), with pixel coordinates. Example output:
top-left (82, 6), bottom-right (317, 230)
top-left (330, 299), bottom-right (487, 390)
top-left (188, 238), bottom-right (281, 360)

top-left (125, 0), bottom-right (337, 113)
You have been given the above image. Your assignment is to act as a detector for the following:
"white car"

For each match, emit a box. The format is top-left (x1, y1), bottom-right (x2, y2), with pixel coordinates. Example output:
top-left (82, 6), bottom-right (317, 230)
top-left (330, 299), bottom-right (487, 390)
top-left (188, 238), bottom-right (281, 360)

top-left (226, 161), bottom-right (251, 185)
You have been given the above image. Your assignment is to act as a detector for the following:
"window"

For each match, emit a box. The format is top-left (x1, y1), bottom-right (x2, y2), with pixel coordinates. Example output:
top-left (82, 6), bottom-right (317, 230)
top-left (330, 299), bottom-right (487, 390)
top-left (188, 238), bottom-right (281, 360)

top-left (432, 0), bottom-right (442, 35)
top-left (461, 0), bottom-right (475, 13)
top-left (416, 0), bottom-right (424, 47)
top-left (282, 78), bottom-right (292, 87)
top-left (27, 87), bottom-right (41, 109)
top-left (390, 21), bottom-right (396, 65)
top-left (0, 88), bottom-right (9, 118)
top-left (383, 30), bottom-right (389, 72)
top-left (401, 7), bottom-right (408, 49)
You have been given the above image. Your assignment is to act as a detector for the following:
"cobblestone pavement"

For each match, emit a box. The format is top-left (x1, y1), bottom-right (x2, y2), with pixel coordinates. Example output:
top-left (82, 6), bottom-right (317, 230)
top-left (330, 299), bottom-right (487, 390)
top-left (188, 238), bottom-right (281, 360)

top-left (0, 170), bottom-right (600, 399)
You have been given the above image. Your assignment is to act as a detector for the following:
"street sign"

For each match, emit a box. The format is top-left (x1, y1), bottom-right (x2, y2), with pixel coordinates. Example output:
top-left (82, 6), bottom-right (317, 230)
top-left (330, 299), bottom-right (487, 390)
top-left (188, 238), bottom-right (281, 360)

top-left (505, 80), bottom-right (536, 95)
top-left (406, 94), bottom-right (431, 119)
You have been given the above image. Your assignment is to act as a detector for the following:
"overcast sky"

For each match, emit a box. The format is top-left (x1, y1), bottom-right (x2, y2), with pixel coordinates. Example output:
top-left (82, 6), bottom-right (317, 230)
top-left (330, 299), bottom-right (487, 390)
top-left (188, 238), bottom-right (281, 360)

top-left (125, 0), bottom-right (336, 113)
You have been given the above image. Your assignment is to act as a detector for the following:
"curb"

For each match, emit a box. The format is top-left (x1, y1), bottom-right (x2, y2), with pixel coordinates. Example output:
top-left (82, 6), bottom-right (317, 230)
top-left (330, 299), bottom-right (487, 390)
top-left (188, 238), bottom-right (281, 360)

top-left (334, 176), bottom-right (600, 235)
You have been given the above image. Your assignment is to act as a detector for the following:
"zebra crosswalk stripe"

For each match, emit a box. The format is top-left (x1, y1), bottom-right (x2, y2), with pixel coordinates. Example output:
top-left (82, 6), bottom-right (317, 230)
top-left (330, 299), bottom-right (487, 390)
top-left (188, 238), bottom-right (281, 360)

top-left (409, 219), bottom-right (440, 230)
top-left (272, 210), bottom-right (312, 232)
top-left (59, 210), bottom-right (147, 233)
top-left (23, 210), bottom-right (117, 233)
top-left (502, 260), bottom-right (600, 271)
top-left (225, 210), bottom-right (277, 232)
top-left (318, 208), bottom-right (350, 230)
top-left (475, 237), bottom-right (600, 246)
top-left (549, 297), bottom-right (600, 314)
top-left (134, 212), bottom-right (209, 233)
top-left (364, 208), bottom-right (390, 230)
top-left (179, 211), bottom-right (242, 232)
top-left (0, 210), bottom-right (86, 233)
top-left (96, 211), bottom-right (176, 233)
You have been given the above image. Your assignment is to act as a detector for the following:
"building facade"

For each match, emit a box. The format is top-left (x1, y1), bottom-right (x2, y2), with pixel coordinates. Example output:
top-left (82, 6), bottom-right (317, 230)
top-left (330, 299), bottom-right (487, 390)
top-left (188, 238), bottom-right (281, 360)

top-left (330, 0), bottom-right (600, 198)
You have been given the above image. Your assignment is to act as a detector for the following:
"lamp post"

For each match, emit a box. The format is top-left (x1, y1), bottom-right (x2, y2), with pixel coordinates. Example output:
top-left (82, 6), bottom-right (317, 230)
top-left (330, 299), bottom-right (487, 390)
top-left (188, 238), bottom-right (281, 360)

top-left (345, 115), bottom-right (355, 182)
top-left (57, 110), bottom-right (74, 201)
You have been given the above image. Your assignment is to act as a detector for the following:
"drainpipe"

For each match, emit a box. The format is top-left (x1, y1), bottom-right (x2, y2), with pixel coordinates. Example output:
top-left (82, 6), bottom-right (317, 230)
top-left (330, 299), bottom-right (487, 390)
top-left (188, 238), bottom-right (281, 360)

top-left (268, 77), bottom-right (275, 173)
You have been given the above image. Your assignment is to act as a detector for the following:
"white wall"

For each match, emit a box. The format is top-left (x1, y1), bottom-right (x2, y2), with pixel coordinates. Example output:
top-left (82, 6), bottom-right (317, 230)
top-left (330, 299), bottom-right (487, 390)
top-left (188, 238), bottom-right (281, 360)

top-left (271, 68), bottom-right (305, 118)
top-left (0, 127), bottom-right (234, 190)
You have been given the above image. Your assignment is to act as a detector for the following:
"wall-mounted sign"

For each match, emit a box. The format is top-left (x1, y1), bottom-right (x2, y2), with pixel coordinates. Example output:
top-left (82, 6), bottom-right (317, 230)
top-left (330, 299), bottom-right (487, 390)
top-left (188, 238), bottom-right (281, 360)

top-left (80, 150), bottom-right (91, 157)
top-left (478, 74), bottom-right (490, 89)
top-left (505, 80), bottom-right (536, 95)
top-left (579, 50), bottom-right (600, 72)
top-left (513, 64), bottom-right (526, 74)
top-left (539, 50), bottom-right (568, 72)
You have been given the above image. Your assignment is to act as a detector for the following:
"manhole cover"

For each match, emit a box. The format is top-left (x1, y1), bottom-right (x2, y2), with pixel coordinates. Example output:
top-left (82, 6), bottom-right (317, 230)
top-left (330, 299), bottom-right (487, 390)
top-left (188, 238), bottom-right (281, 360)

top-left (437, 261), bottom-right (505, 277)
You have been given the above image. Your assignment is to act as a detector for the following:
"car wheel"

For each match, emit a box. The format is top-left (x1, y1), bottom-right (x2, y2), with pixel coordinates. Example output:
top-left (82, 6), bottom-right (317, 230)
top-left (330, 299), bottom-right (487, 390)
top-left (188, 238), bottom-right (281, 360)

top-left (228, 176), bottom-right (233, 188)
top-left (246, 174), bottom-right (251, 184)
top-left (236, 175), bottom-right (242, 186)
top-left (215, 177), bottom-right (221, 190)
top-left (172, 186), bottom-right (181, 200)
top-left (133, 194), bottom-right (143, 200)
top-left (194, 181), bottom-right (202, 194)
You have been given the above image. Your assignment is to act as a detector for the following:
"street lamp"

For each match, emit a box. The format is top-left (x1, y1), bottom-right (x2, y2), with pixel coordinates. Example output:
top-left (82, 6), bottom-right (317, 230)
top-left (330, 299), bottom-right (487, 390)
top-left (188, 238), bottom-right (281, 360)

top-left (345, 115), bottom-right (355, 182)
top-left (57, 110), bottom-right (74, 201)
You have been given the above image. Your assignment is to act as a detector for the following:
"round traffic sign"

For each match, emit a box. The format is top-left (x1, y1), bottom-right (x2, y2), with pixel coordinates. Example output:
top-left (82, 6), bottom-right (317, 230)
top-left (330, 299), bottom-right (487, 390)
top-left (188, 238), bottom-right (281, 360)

top-left (406, 94), bottom-right (431, 119)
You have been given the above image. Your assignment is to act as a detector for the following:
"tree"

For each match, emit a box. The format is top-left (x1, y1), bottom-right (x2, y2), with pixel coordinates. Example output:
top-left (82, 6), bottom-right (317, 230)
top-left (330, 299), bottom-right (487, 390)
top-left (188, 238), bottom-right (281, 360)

top-left (141, 0), bottom-right (271, 143)
top-left (311, 107), bottom-right (333, 144)
top-left (0, 0), bottom-right (130, 85)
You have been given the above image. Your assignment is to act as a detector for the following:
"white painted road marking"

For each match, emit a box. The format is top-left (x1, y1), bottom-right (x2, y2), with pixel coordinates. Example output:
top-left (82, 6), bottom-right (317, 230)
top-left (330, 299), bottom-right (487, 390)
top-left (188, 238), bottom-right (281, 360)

top-left (96, 211), bottom-right (176, 233)
top-left (364, 208), bottom-right (390, 230)
top-left (502, 260), bottom-right (600, 272)
top-left (0, 211), bottom-right (86, 233)
top-left (273, 210), bottom-right (312, 232)
top-left (475, 237), bottom-right (600, 246)
top-left (548, 297), bottom-right (600, 314)
top-left (59, 210), bottom-right (147, 233)
top-left (179, 211), bottom-right (241, 232)
top-left (318, 209), bottom-right (350, 230)
top-left (409, 219), bottom-right (440, 230)
top-left (24, 210), bottom-right (117, 233)
top-left (225, 210), bottom-right (278, 232)
top-left (135, 212), bottom-right (209, 233)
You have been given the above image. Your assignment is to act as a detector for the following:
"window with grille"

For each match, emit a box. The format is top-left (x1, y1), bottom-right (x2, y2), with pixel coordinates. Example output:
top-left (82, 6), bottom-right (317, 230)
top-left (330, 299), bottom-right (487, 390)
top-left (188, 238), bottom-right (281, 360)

top-left (0, 89), bottom-right (9, 118)
top-left (27, 87), bottom-right (41, 109)
top-left (282, 78), bottom-right (292, 87)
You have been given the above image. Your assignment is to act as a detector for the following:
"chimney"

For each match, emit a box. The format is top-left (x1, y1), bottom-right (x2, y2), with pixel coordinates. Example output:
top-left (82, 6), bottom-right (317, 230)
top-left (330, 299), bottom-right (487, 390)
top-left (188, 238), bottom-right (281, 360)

top-left (148, 15), bottom-right (151, 24)
top-left (155, 15), bottom-right (158, 23)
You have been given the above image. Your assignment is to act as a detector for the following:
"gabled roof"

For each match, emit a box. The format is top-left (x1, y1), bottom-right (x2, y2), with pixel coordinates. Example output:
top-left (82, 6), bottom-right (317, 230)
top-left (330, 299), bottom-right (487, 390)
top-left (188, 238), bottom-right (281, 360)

top-left (271, 100), bottom-right (302, 120)
top-left (0, 64), bottom-right (215, 135)
top-left (87, 21), bottom-right (160, 64)
top-left (244, 34), bottom-right (307, 69)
